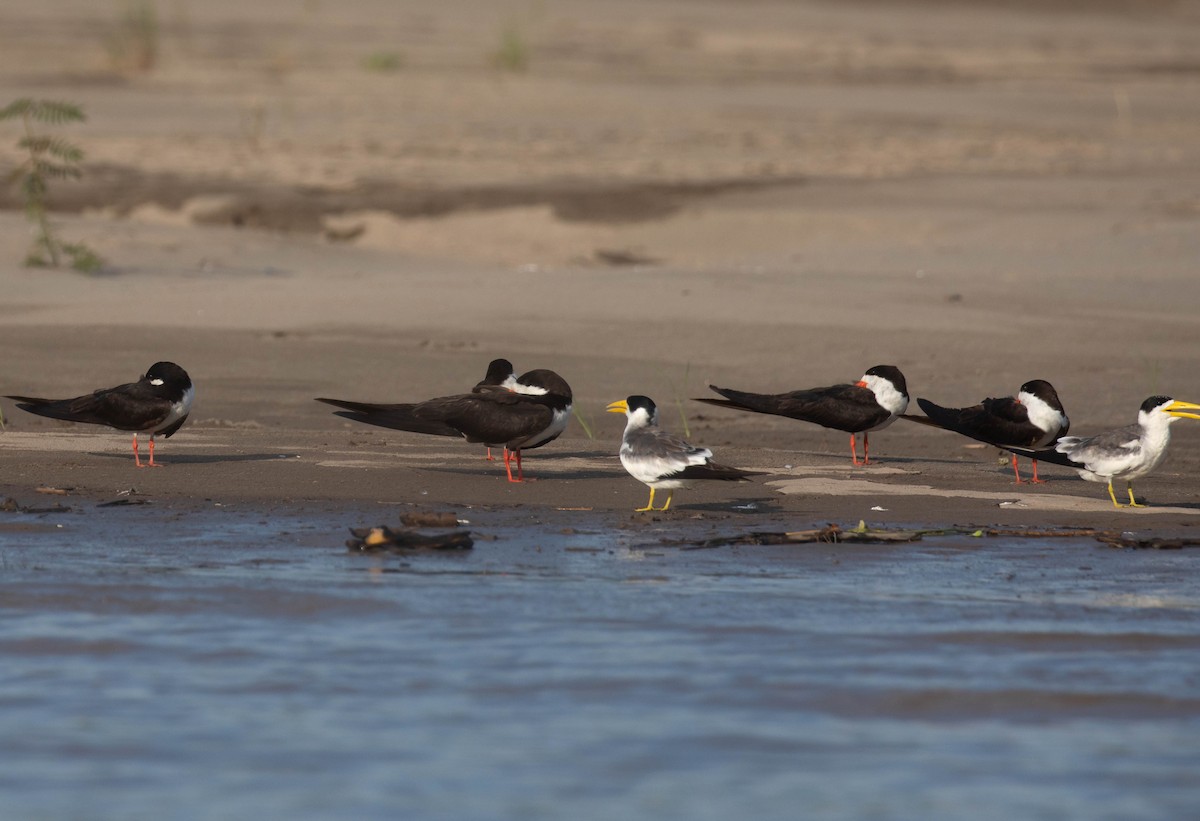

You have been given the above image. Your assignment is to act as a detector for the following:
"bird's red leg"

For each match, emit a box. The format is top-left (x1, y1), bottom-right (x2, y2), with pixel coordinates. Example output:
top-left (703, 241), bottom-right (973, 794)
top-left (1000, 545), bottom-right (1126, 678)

top-left (1029, 458), bottom-right (1046, 484)
top-left (147, 436), bottom-right (163, 467)
top-left (850, 434), bottom-right (863, 466)
top-left (863, 432), bottom-right (871, 466)
top-left (1011, 453), bottom-right (1027, 484)
top-left (486, 447), bottom-right (494, 462)
top-left (502, 448), bottom-right (524, 483)
top-left (132, 434), bottom-right (145, 468)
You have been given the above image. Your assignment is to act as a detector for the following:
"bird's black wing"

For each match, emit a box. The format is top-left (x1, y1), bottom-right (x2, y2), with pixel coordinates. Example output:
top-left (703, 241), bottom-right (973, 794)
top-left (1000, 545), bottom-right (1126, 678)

top-left (415, 391), bottom-right (554, 447)
top-left (697, 383), bottom-right (886, 432)
top-left (8, 382), bottom-right (172, 432)
top-left (315, 397), bottom-right (463, 437)
top-left (917, 397), bottom-right (1042, 448)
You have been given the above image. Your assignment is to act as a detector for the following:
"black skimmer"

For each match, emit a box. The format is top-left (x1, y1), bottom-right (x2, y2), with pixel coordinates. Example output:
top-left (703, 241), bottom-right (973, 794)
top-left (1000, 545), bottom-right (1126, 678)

top-left (911, 379), bottom-right (1069, 483)
top-left (606, 395), bottom-right (759, 511)
top-left (1002, 396), bottom-right (1200, 507)
top-left (316, 368), bottom-right (572, 483)
top-left (472, 358), bottom-right (516, 461)
top-left (695, 365), bottom-right (909, 465)
top-left (6, 361), bottom-right (194, 467)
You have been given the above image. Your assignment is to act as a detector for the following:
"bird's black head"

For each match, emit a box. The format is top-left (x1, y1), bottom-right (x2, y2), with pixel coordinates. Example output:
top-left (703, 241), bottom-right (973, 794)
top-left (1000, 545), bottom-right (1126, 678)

top-left (1019, 379), bottom-right (1065, 411)
top-left (624, 395), bottom-right (657, 417)
top-left (482, 358), bottom-right (515, 385)
top-left (1141, 395), bottom-right (1175, 414)
top-left (605, 395), bottom-right (659, 426)
top-left (516, 369), bottom-right (573, 400)
top-left (143, 362), bottom-right (191, 394)
top-left (864, 365), bottom-right (907, 396)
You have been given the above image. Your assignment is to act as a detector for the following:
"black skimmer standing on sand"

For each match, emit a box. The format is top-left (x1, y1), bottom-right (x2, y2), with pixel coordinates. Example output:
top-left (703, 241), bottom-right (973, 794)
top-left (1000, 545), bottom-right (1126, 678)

top-left (1002, 396), bottom-right (1200, 507)
top-left (6, 361), bottom-right (194, 467)
top-left (695, 365), bottom-right (909, 465)
top-left (316, 369), bottom-right (573, 483)
top-left (911, 379), bottom-right (1069, 483)
top-left (606, 395), bottom-right (759, 511)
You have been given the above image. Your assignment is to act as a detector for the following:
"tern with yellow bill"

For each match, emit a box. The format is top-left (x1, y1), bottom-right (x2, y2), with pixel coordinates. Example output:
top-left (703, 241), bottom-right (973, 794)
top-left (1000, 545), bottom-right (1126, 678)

top-left (607, 395), bottom-right (760, 512)
top-left (1001, 396), bottom-right (1200, 507)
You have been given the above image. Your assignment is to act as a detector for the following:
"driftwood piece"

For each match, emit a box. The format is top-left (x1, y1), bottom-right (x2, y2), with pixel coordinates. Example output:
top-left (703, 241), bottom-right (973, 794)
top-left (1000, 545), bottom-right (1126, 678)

top-left (1095, 534), bottom-right (1200, 550)
top-left (696, 522), bottom-right (931, 548)
top-left (347, 525), bottom-right (473, 553)
top-left (690, 522), bottom-right (1115, 550)
top-left (1, 496), bottom-right (72, 515)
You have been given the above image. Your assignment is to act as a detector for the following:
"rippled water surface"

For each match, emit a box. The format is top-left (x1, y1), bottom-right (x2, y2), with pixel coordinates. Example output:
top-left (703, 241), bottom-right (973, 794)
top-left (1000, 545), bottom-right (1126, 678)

top-left (2, 504), bottom-right (1199, 820)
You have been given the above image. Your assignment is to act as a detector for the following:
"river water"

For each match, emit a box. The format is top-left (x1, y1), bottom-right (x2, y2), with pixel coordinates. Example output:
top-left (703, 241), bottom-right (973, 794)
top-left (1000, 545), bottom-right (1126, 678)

top-left (2, 504), bottom-right (1198, 820)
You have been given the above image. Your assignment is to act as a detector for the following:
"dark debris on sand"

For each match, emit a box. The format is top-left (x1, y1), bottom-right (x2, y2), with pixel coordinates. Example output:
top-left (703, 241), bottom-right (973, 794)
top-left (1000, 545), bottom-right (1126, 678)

top-left (347, 525), bottom-right (473, 553)
top-left (681, 522), bottom-right (1117, 550)
top-left (1, 496), bottom-right (72, 515)
top-left (1097, 534), bottom-right (1200, 550)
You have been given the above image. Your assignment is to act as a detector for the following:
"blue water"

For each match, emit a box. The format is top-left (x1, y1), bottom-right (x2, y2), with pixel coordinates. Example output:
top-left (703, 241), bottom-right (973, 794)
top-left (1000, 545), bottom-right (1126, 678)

top-left (1, 505), bottom-right (1198, 820)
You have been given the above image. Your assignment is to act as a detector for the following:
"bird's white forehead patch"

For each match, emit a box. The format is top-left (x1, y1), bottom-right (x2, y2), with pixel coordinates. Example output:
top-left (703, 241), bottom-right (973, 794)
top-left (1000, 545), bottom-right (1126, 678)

top-left (150, 378), bottom-right (165, 386)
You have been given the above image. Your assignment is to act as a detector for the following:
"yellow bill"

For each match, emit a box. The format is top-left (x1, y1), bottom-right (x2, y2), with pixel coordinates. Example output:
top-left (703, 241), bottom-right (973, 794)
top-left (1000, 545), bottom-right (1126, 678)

top-left (1166, 400), bottom-right (1200, 420)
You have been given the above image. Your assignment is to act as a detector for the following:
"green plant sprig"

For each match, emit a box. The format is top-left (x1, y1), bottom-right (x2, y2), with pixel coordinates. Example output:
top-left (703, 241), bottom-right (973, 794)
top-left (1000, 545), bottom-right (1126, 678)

top-left (0, 98), bottom-right (103, 272)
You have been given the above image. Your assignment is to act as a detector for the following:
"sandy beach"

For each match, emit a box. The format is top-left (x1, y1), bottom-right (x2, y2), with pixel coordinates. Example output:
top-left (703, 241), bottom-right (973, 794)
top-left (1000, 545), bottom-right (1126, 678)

top-left (3, 3), bottom-right (1200, 818)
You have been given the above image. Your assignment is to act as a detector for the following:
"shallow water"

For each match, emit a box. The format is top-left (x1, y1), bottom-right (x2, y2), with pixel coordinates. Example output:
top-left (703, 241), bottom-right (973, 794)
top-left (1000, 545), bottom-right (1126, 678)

top-left (2, 504), bottom-right (1198, 820)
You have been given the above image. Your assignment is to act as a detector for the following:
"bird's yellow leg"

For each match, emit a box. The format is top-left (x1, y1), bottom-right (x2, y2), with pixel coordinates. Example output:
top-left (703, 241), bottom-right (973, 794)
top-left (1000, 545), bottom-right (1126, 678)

top-left (1126, 483), bottom-right (1144, 508)
top-left (1104, 480), bottom-right (1123, 506)
top-left (658, 491), bottom-right (674, 512)
top-left (635, 487), bottom-right (657, 512)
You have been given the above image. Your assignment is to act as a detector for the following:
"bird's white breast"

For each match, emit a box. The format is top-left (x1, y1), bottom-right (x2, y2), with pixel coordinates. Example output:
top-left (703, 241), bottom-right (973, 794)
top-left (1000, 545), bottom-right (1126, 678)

top-left (1018, 390), bottom-right (1067, 445)
top-left (521, 405), bottom-right (570, 449)
top-left (157, 385), bottom-right (195, 433)
top-left (861, 374), bottom-right (908, 428)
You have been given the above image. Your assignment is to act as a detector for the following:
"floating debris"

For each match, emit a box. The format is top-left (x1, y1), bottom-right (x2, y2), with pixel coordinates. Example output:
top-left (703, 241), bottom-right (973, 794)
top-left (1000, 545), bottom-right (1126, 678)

top-left (1095, 534), bottom-right (1200, 550)
top-left (694, 521), bottom-right (931, 548)
top-left (1, 496), bottom-right (72, 515)
top-left (97, 498), bottom-right (151, 508)
top-left (347, 526), bottom-right (473, 553)
top-left (687, 521), bottom-right (1113, 549)
top-left (36, 486), bottom-right (72, 496)
top-left (399, 511), bottom-right (459, 528)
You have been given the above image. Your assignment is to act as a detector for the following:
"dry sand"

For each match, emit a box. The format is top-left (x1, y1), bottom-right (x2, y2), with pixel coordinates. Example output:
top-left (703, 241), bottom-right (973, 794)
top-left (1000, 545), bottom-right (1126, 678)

top-left (2, 0), bottom-right (1200, 532)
